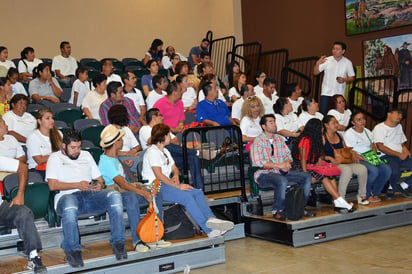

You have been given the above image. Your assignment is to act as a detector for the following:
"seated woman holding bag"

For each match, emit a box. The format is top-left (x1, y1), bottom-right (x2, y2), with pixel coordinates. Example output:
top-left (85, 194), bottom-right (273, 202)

top-left (344, 112), bottom-right (392, 203)
top-left (292, 118), bottom-right (355, 213)
top-left (142, 123), bottom-right (234, 238)
top-left (323, 115), bottom-right (369, 205)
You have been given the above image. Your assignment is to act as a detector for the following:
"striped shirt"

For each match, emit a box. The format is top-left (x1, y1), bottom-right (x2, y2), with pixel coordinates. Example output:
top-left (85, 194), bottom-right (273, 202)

top-left (250, 132), bottom-right (292, 182)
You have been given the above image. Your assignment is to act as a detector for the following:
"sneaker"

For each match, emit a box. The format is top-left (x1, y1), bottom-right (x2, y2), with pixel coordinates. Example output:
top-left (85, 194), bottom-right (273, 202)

top-left (147, 239), bottom-right (172, 248)
top-left (207, 229), bottom-right (223, 238)
top-left (66, 250), bottom-right (84, 268)
top-left (272, 210), bottom-right (287, 221)
top-left (357, 196), bottom-right (370, 205)
top-left (396, 185), bottom-right (412, 198)
top-left (134, 243), bottom-right (150, 253)
top-left (27, 256), bottom-right (47, 274)
top-left (112, 242), bottom-right (128, 260)
top-left (206, 217), bottom-right (234, 231)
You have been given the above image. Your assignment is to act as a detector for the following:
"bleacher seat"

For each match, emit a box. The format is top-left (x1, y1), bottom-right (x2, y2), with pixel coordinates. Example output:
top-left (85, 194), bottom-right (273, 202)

top-left (80, 58), bottom-right (101, 71)
top-left (81, 140), bottom-right (96, 149)
top-left (55, 109), bottom-right (82, 128)
top-left (50, 103), bottom-right (77, 115)
top-left (73, 118), bottom-right (101, 131)
top-left (40, 58), bottom-right (52, 67)
top-left (54, 120), bottom-right (68, 129)
top-left (81, 125), bottom-right (105, 147)
top-left (84, 147), bottom-right (103, 164)
top-left (87, 68), bottom-right (100, 81)
top-left (27, 103), bottom-right (43, 116)
top-left (61, 87), bottom-right (72, 103)
top-left (123, 58), bottom-right (145, 69)
top-left (12, 58), bottom-right (20, 68)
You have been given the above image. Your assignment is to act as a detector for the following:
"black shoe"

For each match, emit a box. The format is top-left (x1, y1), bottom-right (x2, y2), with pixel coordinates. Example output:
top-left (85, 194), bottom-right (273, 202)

top-left (304, 209), bottom-right (316, 218)
top-left (273, 211), bottom-right (287, 221)
top-left (396, 185), bottom-right (412, 198)
top-left (66, 250), bottom-right (84, 268)
top-left (112, 242), bottom-right (128, 260)
top-left (386, 190), bottom-right (394, 200)
top-left (334, 206), bottom-right (356, 214)
top-left (27, 256), bottom-right (47, 274)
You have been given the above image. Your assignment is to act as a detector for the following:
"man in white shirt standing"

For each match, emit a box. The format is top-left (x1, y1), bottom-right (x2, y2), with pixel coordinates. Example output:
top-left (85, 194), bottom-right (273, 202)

top-left (313, 41), bottom-right (355, 115)
top-left (52, 41), bottom-right (78, 87)
top-left (46, 129), bottom-right (127, 268)
top-left (372, 108), bottom-right (412, 199)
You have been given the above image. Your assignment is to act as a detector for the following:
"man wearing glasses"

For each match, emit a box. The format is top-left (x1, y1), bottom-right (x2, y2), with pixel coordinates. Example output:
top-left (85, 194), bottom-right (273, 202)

top-left (250, 114), bottom-right (314, 221)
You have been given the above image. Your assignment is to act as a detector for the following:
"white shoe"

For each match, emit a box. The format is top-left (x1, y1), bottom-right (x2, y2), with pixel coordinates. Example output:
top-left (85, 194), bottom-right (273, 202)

top-left (207, 229), bottom-right (222, 238)
top-left (147, 239), bottom-right (172, 248)
top-left (206, 217), bottom-right (234, 231)
top-left (134, 243), bottom-right (150, 252)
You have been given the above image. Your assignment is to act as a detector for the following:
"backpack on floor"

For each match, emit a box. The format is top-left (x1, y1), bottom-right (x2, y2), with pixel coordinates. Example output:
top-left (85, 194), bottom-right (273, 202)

top-left (284, 186), bottom-right (305, 221)
top-left (163, 204), bottom-right (202, 240)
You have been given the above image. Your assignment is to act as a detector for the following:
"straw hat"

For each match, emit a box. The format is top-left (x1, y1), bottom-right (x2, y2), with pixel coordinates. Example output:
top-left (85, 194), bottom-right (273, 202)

top-left (100, 125), bottom-right (125, 148)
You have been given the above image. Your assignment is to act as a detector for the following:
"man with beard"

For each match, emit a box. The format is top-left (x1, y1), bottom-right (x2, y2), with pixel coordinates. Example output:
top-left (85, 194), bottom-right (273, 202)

top-left (46, 129), bottom-right (127, 268)
top-left (188, 38), bottom-right (209, 69)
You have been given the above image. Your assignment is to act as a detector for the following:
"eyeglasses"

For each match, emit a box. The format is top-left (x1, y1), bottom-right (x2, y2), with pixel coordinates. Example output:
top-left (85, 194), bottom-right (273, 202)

top-left (270, 143), bottom-right (274, 156)
top-left (163, 152), bottom-right (169, 165)
top-left (247, 96), bottom-right (256, 100)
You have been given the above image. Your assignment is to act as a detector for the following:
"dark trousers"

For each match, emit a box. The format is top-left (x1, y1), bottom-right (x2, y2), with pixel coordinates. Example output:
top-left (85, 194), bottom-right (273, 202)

top-left (166, 144), bottom-right (204, 189)
top-left (319, 95), bottom-right (332, 116)
top-left (0, 201), bottom-right (42, 255)
top-left (382, 155), bottom-right (412, 190)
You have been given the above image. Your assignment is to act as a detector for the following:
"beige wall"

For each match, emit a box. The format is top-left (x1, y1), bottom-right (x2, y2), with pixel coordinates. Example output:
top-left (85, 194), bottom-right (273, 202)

top-left (1, 0), bottom-right (242, 60)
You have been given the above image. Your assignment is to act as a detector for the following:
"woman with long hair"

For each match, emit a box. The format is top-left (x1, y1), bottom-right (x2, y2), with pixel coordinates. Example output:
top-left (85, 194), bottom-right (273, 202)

top-left (176, 74), bottom-right (197, 112)
top-left (323, 115), bottom-right (369, 205)
top-left (292, 118), bottom-right (354, 213)
top-left (254, 71), bottom-right (266, 95)
top-left (327, 94), bottom-right (352, 132)
top-left (141, 60), bottom-right (160, 97)
top-left (26, 108), bottom-right (62, 177)
top-left (0, 77), bottom-right (13, 115)
top-left (141, 124), bottom-right (234, 238)
top-left (240, 96), bottom-right (264, 144)
top-left (344, 112), bottom-right (392, 202)
top-left (228, 72), bottom-right (247, 102)
top-left (0, 46), bottom-right (16, 69)
top-left (28, 63), bottom-right (62, 103)
top-left (143, 38), bottom-right (164, 67)
top-left (223, 60), bottom-right (240, 90)
top-left (167, 53), bottom-right (180, 81)
top-left (18, 47), bottom-right (42, 81)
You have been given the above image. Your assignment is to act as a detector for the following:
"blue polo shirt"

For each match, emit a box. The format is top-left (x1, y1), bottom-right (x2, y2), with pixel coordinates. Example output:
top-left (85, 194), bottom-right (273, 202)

top-left (196, 98), bottom-right (232, 125)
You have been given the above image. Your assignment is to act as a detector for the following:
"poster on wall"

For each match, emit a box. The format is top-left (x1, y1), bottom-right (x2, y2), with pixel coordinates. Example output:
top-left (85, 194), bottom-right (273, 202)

top-left (346, 0), bottom-right (412, 36)
top-left (363, 33), bottom-right (412, 98)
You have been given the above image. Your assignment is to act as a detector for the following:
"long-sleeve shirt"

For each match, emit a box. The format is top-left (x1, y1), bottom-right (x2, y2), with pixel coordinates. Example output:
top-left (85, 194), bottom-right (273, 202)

top-left (99, 97), bottom-right (142, 128)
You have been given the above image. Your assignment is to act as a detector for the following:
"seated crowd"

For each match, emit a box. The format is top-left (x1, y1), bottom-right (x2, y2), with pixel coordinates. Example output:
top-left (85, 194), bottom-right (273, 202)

top-left (1, 39), bottom-right (412, 273)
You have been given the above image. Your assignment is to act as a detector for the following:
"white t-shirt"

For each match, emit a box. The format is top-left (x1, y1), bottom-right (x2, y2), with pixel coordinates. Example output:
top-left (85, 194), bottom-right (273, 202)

top-left (181, 87), bottom-right (197, 108)
top-left (161, 53), bottom-right (187, 69)
top-left (258, 93), bottom-right (278, 115)
top-left (106, 73), bottom-right (123, 86)
top-left (18, 58), bottom-right (42, 74)
top-left (69, 79), bottom-right (90, 107)
top-left (327, 109), bottom-right (352, 127)
top-left (372, 122), bottom-right (407, 156)
top-left (240, 116), bottom-right (262, 138)
top-left (139, 125), bottom-right (175, 150)
top-left (228, 87), bottom-right (240, 100)
top-left (26, 129), bottom-right (52, 169)
top-left (275, 112), bottom-right (303, 133)
top-left (344, 127), bottom-right (373, 154)
top-left (231, 97), bottom-right (244, 120)
top-left (3, 111), bottom-right (36, 142)
top-left (46, 150), bottom-right (101, 209)
top-left (120, 126), bottom-right (139, 151)
top-left (0, 135), bottom-right (24, 159)
top-left (51, 55), bottom-right (78, 76)
top-left (11, 82), bottom-right (27, 96)
top-left (198, 88), bottom-right (226, 102)
top-left (318, 56), bottom-right (355, 97)
top-left (146, 90), bottom-right (166, 110)
top-left (0, 60), bottom-right (15, 69)
top-left (81, 90), bottom-right (108, 122)
top-left (298, 111), bottom-right (324, 126)
top-left (254, 85), bottom-right (263, 96)
top-left (124, 88), bottom-right (145, 114)
top-left (288, 97), bottom-right (304, 113)
top-left (142, 145), bottom-right (174, 185)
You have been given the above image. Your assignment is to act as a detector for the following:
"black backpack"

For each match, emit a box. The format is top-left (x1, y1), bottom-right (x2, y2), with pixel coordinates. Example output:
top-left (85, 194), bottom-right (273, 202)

top-left (284, 186), bottom-right (305, 221)
top-left (163, 204), bottom-right (202, 240)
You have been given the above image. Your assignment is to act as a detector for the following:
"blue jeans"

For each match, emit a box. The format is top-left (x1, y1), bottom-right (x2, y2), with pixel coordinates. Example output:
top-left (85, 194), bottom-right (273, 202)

top-left (257, 171), bottom-right (311, 212)
top-left (56, 190), bottom-right (125, 253)
top-left (121, 191), bottom-right (164, 244)
top-left (359, 160), bottom-right (392, 198)
top-left (161, 183), bottom-right (214, 234)
top-left (319, 95), bottom-right (332, 116)
top-left (166, 144), bottom-right (204, 189)
top-left (382, 155), bottom-right (412, 189)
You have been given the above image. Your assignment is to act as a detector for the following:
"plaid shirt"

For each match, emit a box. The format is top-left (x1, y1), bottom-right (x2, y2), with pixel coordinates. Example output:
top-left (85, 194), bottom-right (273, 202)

top-left (250, 132), bottom-right (292, 182)
top-left (99, 97), bottom-right (142, 128)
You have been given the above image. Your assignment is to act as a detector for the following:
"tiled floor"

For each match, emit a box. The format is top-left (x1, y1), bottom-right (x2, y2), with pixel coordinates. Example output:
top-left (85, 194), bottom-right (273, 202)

top-left (192, 225), bottom-right (412, 273)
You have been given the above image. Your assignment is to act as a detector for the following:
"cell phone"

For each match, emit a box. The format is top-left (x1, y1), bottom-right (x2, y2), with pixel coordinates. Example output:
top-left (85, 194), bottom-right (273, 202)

top-left (90, 180), bottom-right (98, 186)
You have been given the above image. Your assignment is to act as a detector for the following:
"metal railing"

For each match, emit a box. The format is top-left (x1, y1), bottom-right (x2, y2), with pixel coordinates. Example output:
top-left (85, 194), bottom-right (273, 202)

top-left (181, 125), bottom-right (247, 201)
top-left (210, 36), bottom-right (236, 81)
top-left (233, 42), bottom-right (262, 84)
top-left (258, 49), bottom-right (289, 88)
